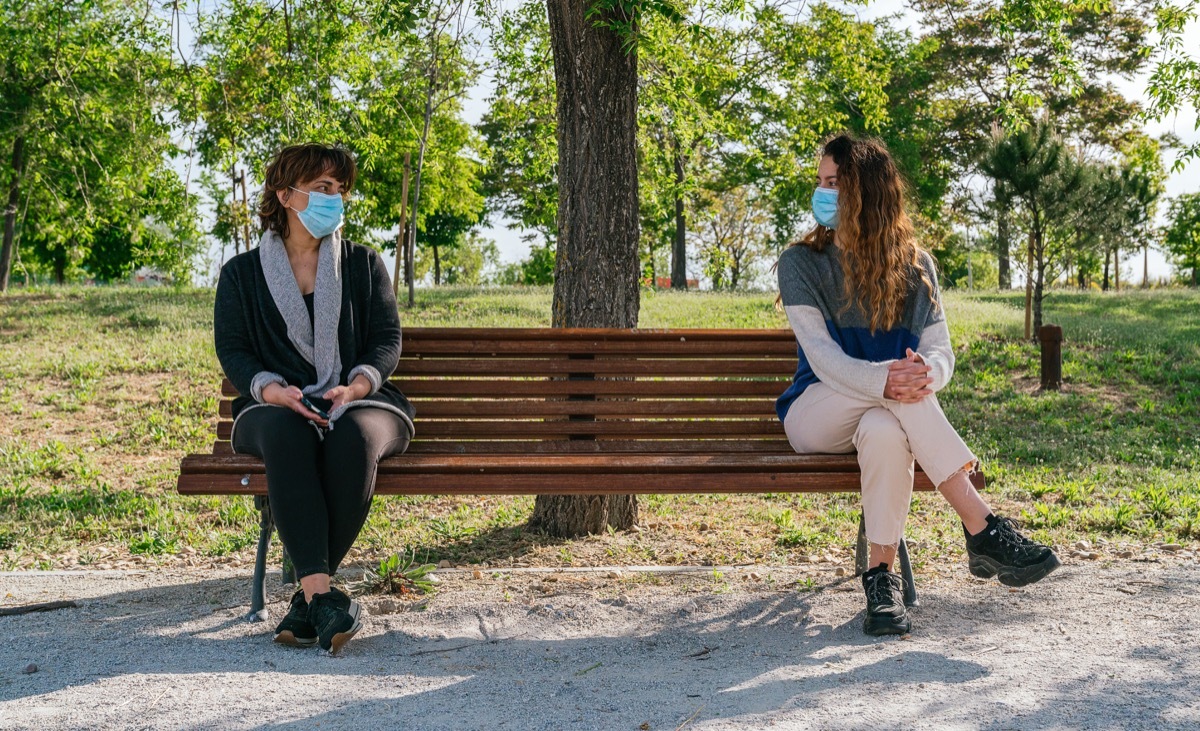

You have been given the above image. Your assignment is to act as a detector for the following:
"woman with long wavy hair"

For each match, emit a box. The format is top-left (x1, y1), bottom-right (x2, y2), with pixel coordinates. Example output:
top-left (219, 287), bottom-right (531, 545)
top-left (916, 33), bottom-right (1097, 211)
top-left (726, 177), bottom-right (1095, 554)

top-left (776, 133), bottom-right (1060, 636)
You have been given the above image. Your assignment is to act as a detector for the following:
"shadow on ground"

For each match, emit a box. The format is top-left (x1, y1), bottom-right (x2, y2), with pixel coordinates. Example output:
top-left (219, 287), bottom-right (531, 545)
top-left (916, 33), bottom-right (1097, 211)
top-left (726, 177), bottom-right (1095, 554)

top-left (1, 564), bottom-right (1197, 730)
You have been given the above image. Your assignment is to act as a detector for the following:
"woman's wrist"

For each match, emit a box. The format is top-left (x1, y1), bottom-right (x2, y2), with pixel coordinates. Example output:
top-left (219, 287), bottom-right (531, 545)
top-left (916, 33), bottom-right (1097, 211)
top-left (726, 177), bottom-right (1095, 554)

top-left (349, 374), bottom-right (372, 400)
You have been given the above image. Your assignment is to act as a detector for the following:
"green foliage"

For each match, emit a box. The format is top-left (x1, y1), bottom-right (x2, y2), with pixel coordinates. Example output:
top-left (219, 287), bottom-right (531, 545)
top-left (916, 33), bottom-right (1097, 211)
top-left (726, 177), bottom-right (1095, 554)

top-left (416, 232), bottom-right (502, 286)
top-left (1144, 1), bottom-right (1200, 168)
top-left (191, 0), bottom-right (484, 256)
top-left (0, 0), bottom-right (199, 287)
top-left (478, 2), bottom-right (559, 246)
top-left (369, 549), bottom-right (438, 596)
top-left (1163, 193), bottom-right (1200, 284)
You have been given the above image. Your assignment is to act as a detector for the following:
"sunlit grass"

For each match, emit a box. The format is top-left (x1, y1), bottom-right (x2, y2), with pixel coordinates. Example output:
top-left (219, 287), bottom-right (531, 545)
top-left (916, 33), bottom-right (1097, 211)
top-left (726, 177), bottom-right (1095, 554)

top-left (0, 284), bottom-right (1197, 572)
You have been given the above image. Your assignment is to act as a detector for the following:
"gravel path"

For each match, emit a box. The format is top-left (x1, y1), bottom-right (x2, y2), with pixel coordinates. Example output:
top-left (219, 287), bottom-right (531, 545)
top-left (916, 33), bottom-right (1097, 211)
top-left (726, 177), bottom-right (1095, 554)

top-left (1, 562), bottom-right (1197, 730)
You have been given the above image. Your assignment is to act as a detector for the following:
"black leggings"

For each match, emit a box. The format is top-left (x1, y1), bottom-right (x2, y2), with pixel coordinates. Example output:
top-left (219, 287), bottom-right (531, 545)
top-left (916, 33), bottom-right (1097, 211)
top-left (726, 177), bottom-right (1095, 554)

top-left (232, 406), bottom-right (411, 579)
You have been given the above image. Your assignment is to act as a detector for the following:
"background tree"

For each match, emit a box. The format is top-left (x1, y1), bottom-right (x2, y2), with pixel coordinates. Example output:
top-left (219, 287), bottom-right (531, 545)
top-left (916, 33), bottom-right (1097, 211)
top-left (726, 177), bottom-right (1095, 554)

top-left (980, 119), bottom-right (1087, 336)
top-left (0, 0), bottom-right (193, 289)
top-left (912, 0), bottom-right (1149, 283)
top-left (478, 2), bottom-right (560, 251)
top-left (526, 0), bottom-right (645, 537)
top-left (1163, 193), bottom-right (1200, 285)
top-left (694, 185), bottom-right (774, 289)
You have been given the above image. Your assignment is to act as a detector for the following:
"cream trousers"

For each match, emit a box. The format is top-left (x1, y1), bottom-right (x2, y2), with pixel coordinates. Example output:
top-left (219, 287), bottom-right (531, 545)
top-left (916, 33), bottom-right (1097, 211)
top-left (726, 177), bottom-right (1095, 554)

top-left (782, 382), bottom-right (977, 547)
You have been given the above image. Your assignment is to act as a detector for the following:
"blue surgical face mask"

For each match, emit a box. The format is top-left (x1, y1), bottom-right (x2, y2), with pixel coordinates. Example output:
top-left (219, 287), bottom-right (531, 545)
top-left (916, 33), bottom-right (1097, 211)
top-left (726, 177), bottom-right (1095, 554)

top-left (290, 187), bottom-right (345, 239)
top-left (812, 186), bottom-right (839, 229)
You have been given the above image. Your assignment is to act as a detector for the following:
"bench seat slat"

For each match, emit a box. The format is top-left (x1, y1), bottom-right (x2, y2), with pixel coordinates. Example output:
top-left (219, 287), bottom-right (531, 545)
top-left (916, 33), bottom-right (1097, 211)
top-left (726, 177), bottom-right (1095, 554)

top-left (179, 471), bottom-right (938, 495)
top-left (182, 453), bottom-right (869, 474)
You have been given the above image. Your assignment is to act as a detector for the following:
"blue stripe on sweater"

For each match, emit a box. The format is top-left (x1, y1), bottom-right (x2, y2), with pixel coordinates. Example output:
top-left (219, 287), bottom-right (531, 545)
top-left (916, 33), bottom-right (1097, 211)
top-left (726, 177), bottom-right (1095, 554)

top-left (775, 320), bottom-right (920, 421)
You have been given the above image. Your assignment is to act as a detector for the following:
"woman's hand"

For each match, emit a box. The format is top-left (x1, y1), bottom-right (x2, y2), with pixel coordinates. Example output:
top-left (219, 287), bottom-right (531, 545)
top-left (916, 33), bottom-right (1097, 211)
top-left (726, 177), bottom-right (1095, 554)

top-left (323, 374), bottom-right (372, 411)
top-left (884, 348), bottom-right (933, 403)
top-left (261, 383), bottom-right (329, 427)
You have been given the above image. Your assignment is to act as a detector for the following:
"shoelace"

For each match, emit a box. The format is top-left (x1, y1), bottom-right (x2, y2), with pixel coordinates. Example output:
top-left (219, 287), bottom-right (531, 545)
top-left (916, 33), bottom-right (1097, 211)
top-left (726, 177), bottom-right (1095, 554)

top-left (865, 572), bottom-right (905, 605)
top-left (993, 517), bottom-right (1043, 556)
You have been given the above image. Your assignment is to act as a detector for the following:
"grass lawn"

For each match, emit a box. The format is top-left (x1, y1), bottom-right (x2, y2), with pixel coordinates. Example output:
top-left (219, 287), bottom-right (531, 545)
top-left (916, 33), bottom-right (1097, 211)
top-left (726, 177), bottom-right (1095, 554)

top-left (0, 285), bottom-right (1197, 576)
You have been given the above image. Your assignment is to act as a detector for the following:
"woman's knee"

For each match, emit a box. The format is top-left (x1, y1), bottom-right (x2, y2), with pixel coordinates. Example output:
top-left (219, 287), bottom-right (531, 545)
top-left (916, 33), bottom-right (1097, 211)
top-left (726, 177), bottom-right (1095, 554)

top-left (235, 407), bottom-right (320, 455)
top-left (853, 408), bottom-right (909, 453)
top-left (324, 409), bottom-right (410, 460)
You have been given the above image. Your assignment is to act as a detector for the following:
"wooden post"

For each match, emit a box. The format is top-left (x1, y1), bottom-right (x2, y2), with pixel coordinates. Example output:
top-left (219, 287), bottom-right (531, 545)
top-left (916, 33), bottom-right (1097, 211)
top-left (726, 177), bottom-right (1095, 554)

top-left (1039, 324), bottom-right (1063, 391)
top-left (393, 152), bottom-right (411, 299)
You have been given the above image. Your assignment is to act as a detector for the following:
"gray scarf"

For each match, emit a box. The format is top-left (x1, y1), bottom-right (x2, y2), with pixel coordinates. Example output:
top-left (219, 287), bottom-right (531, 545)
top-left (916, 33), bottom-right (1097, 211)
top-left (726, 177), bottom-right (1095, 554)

top-left (258, 229), bottom-right (343, 397)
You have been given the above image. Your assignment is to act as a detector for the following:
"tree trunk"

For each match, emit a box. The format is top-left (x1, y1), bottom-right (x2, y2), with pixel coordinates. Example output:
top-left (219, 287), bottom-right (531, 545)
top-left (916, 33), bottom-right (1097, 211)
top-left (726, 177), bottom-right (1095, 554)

top-left (0, 136), bottom-right (24, 292)
top-left (670, 143), bottom-right (687, 289)
top-left (1102, 248), bottom-right (1110, 291)
top-left (1143, 244), bottom-right (1149, 288)
top-left (996, 194), bottom-right (1010, 290)
top-left (393, 153), bottom-right (411, 298)
top-left (433, 243), bottom-right (441, 285)
top-left (1024, 227), bottom-right (1035, 340)
top-left (409, 92), bottom-right (432, 308)
top-left (1114, 245), bottom-right (1120, 291)
top-left (1033, 246), bottom-right (1045, 335)
top-left (530, 0), bottom-right (640, 537)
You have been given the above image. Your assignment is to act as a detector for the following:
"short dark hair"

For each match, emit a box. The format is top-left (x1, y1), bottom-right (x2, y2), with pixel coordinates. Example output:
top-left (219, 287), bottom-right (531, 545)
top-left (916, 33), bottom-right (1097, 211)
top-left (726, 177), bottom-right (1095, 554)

top-left (259, 144), bottom-right (358, 239)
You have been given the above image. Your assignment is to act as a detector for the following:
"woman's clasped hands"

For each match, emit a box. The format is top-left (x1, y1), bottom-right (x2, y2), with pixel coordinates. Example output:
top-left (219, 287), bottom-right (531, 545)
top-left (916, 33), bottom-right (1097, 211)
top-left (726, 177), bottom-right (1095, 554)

top-left (883, 348), bottom-right (933, 403)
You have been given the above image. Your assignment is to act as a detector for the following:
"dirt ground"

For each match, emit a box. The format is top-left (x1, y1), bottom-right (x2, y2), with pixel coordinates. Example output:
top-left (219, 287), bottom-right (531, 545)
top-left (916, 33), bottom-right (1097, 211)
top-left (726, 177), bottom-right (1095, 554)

top-left (1, 560), bottom-right (1198, 731)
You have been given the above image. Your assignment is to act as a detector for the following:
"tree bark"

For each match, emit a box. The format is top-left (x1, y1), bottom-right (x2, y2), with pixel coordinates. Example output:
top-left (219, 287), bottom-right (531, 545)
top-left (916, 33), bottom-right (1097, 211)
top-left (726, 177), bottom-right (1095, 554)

top-left (530, 0), bottom-right (640, 537)
top-left (0, 135), bottom-right (25, 292)
top-left (1024, 225), bottom-right (1035, 341)
top-left (409, 89), bottom-right (433, 308)
top-left (670, 143), bottom-right (687, 289)
top-left (1102, 248), bottom-right (1111, 291)
top-left (395, 153), bottom-right (411, 299)
top-left (433, 243), bottom-right (441, 285)
top-left (996, 193), bottom-right (1011, 290)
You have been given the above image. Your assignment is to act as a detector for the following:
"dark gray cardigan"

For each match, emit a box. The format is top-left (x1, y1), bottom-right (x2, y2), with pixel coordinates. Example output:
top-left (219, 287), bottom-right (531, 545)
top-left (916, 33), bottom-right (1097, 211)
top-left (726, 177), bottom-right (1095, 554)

top-left (213, 239), bottom-right (415, 431)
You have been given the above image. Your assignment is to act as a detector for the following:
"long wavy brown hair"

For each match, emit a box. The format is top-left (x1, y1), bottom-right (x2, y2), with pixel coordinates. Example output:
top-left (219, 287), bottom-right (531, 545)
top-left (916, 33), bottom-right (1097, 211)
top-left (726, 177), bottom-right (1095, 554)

top-left (259, 143), bottom-right (357, 240)
top-left (793, 133), bottom-right (935, 333)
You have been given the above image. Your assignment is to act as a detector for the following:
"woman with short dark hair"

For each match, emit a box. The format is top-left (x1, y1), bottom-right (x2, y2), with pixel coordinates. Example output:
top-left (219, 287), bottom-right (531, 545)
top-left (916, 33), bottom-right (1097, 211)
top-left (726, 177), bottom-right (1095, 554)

top-left (214, 143), bottom-right (415, 654)
top-left (777, 133), bottom-right (1060, 636)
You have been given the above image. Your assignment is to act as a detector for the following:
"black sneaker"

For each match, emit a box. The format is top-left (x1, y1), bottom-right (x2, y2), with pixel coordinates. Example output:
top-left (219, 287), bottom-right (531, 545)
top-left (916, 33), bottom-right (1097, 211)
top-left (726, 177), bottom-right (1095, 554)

top-left (307, 587), bottom-right (362, 655)
top-left (861, 564), bottom-right (911, 636)
top-left (273, 589), bottom-right (318, 647)
top-left (965, 514), bottom-right (1062, 587)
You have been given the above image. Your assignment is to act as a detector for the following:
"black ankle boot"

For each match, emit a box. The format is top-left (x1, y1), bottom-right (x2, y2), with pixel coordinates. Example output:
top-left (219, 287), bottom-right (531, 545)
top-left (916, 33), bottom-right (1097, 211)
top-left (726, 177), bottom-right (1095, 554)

top-left (861, 564), bottom-right (911, 636)
top-left (273, 589), bottom-right (318, 647)
top-left (307, 587), bottom-right (363, 655)
top-left (964, 514), bottom-right (1061, 587)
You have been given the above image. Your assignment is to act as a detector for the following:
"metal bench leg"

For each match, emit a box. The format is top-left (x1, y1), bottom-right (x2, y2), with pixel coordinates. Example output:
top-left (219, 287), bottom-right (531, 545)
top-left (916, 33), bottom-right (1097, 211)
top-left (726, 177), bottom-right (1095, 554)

top-left (247, 495), bottom-right (273, 623)
top-left (854, 515), bottom-right (869, 576)
top-left (899, 537), bottom-right (919, 607)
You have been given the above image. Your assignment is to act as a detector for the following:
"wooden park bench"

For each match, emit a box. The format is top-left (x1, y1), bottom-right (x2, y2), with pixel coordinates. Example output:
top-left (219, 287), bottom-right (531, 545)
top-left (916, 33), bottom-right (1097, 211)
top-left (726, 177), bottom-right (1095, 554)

top-left (178, 327), bottom-right (985, 620)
